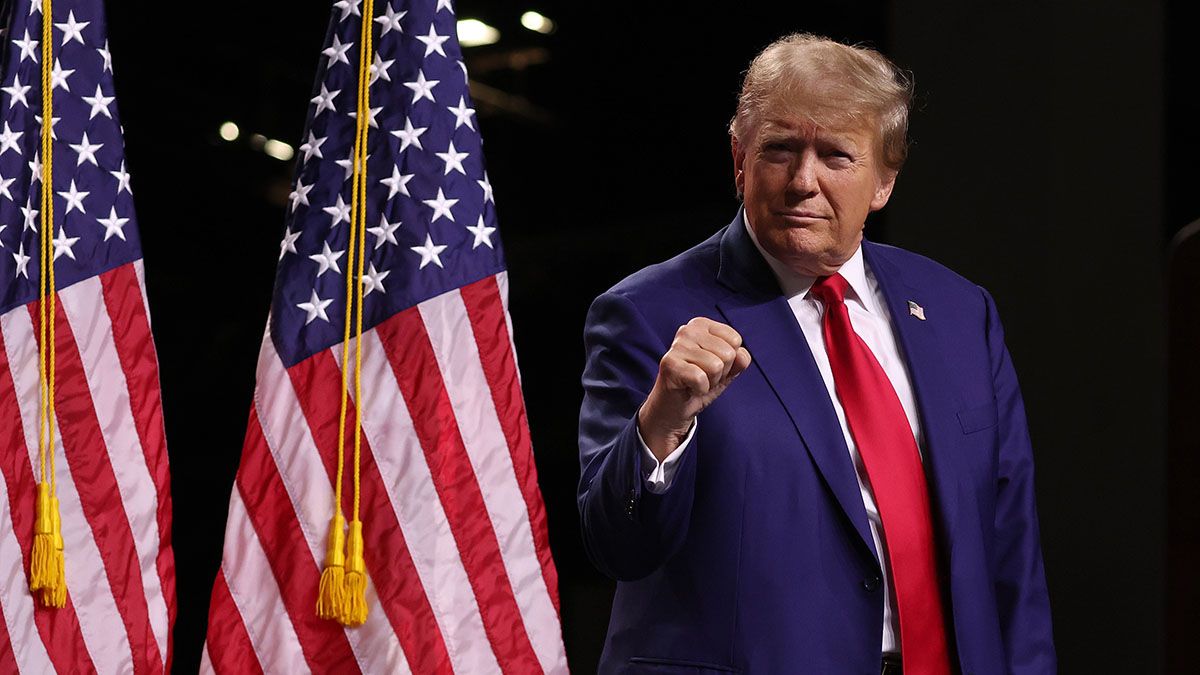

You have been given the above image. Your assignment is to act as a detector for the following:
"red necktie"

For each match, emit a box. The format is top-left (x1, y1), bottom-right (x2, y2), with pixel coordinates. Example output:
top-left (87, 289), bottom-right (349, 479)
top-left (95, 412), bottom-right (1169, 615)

top-left (809, 274), bottom-right (951, 675)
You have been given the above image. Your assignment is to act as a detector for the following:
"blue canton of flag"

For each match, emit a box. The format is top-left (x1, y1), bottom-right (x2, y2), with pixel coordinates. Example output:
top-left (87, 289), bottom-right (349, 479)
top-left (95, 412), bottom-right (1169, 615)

top-left (0, 0), bottom-right (140, 313)
top-left (272, 0), bottom-right (504, 367)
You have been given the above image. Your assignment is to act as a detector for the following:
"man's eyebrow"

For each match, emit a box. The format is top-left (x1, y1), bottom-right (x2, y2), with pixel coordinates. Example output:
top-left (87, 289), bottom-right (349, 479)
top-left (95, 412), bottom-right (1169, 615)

top-left (759, 128), bottom-right (800, 142)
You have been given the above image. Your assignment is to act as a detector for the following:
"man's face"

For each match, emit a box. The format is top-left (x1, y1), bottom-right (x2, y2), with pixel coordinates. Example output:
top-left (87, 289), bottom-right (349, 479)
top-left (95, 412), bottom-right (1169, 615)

top-left (733, 115), bottom-right (897, 277)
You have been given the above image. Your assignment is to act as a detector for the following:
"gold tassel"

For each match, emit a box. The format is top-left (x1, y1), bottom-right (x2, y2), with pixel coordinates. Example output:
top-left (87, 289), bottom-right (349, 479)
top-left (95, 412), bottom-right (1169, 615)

top-left (41, 496), bottom-right (66, 608)
top-left (315, 512), bottom-right (346, 621)
top-left (30, 482), bottom-right (54, 593)
top-left (340, 519), bottom-right (368, 626)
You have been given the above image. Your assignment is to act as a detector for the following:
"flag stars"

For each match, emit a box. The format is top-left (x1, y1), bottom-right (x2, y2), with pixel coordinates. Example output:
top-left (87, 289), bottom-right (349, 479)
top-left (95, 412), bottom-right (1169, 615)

top-left (0, 123), bottom-right (22, 156)
top-left (0, 175), bottom-right (14, 201)
top-left (308, 241), bottom-right (346, 277)
top-left (416, 25), bottom-right (450, 58)
top-left (52, 227), bottom-right (80, 260)
top-left (323, 194), bottom-right (352, 228)
top-left (347, 105), bottom-right (383, 129)
top-left (311, 83), bottom-right (340, 116)
top-left (422, 188), bottom-right (459, 222)
top-left (279, 226), bottom-right (301, 259)
top-left (289, 179), bottom-right (313, 212)
top-left (21, 200), bottom-right (38, 231)
top-left (435, 140), bottom-right (469, 175)
top-left (367, 214), bottom-right (401, 248)
top-left (55, 10), bottom-right (90, 46)
top-left (70, 131), bottom-right (104, 167)
top-left (467, 215), bottom-right (497, 249)
top-left (82, 84), bottom-right (115, 119)
top-left (477, 171), bottom-right (494, 203)
top-left (447, 96), bottom-right (476, 130)
top-left (98, 207), bottom-right (130, 241)
top-left (297, 290), bottom-right (334, 324)
top-left (29, 153), bottom-right (42, 184)
top-left (12, 242), bottom-right (30, 278)
top-left (375, 4), bottom-right (407, 35)
top-left (98, 39), bottom-right (112, 72)
top-left (2, 76), bottom-right (30, 109)
top-left (336, 155), bottom-right (367, 181)
top-left (51, 59), bottom-right (74, 91)
top-left (322, 35), bottom-right (353, 67)
top-left (436, 0), bottom-right (455, 13)
top-left (300, 132), bottom-right (327, 163)
top-left (370, 54), bottom-right (395, 84)
top-left (58, 180), bottom-right (89, 214)
top-left (379, 166), bottom-right (413, 199)
top-left (410, 233), bottom-right (448, 269)
top-left (34, 114), bottom-right (60, 140)
top-left (111, 160), bottom-right (132, 194)
top-left (403, 69), bottom-right (439, 104)
top-left (334, 0), bottom-right (361, 21)
top-left (361, 262), bottom-right (390, 296)
top-left (13, 29), bottom-right (38, 63)
top-left (391, 117), bottom-right (427, 152)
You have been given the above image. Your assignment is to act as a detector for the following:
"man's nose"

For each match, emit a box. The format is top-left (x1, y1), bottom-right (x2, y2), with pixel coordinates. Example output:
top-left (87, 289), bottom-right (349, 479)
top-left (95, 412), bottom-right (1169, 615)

top-left (788, 151), bottom-right (820, 197)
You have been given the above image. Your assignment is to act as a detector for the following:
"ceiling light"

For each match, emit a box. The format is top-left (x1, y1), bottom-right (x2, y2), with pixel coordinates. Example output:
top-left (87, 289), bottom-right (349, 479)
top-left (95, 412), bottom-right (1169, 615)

top-left (458, 19), bottom-right (500, 47)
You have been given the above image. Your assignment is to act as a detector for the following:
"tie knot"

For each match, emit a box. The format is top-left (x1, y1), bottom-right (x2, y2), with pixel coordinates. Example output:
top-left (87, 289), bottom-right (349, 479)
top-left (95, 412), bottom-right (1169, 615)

top-left (810, 273), bottom-right (850, 306)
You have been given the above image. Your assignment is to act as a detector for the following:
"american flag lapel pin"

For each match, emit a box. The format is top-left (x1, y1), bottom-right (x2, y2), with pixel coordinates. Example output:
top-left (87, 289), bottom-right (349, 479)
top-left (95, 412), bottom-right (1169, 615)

top-left (907, 300), bottom-right (926, 321)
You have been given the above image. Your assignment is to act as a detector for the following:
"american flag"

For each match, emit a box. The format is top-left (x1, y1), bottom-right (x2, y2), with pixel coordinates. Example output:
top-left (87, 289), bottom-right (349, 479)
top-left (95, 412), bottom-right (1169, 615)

top-left (201, 1), bottom-right (566, 672)
top-left (0, 0), bottom-right (176, 672)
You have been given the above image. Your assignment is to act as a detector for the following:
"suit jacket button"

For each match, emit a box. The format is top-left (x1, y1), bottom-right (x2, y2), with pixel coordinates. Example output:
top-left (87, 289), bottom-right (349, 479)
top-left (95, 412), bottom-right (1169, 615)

top-left (862, 577), bottom-right (881, 592)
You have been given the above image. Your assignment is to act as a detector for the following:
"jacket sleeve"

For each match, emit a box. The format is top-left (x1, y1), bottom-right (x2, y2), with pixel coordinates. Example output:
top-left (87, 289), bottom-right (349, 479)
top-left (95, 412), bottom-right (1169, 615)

top-left (983, 287), bottom-right (1058, 673)
top-left (577, 290), bottom-right (700, 581)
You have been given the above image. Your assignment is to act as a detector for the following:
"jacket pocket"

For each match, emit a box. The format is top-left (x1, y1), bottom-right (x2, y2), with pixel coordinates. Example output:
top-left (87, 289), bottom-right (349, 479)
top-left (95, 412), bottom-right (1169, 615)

top-left (627, 656), bottom-right (741, 673)
top-left (956, 402), bottom-right (999, 434)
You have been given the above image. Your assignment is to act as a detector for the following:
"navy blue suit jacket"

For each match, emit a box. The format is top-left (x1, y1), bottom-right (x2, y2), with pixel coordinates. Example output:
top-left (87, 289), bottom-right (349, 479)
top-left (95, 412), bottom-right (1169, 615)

top-left (578, 213), bottom-right (1055, 674)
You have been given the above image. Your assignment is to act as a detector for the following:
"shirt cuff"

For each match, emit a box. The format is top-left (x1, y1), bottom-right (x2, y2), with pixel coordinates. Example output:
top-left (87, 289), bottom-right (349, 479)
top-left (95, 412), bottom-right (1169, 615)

top-left (637, 418), bottom-right (697, 495)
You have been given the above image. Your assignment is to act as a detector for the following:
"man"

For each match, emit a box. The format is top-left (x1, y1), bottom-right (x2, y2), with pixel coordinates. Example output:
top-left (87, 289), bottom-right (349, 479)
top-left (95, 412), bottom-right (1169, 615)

top-left (578, 34), bottom-right (1055, 674)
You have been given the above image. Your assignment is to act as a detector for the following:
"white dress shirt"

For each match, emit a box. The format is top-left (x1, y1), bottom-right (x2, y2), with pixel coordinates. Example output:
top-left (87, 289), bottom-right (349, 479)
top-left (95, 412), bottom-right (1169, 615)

top-left (638, 216), bottom-right (926, 654)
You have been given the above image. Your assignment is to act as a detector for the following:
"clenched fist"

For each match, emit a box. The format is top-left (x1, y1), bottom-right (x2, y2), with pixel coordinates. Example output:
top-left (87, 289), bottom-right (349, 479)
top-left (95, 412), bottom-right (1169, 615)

top-left (638, 317), bottom-right (752, 461)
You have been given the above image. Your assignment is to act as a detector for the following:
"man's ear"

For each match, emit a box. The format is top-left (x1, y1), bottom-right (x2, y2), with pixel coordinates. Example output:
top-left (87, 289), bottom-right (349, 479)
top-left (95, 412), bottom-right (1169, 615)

top-left (870, 169), bottom-right (898, 212)
top-left (731, 137), bottom-right (746, 197)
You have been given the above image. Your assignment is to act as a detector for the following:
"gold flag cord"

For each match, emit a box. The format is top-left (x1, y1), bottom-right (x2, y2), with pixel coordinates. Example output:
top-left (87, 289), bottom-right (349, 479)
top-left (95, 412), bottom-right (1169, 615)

top-left (30, 0), bottom-right (66, 610)
top-left (316, 0), bottom-right (376, 627)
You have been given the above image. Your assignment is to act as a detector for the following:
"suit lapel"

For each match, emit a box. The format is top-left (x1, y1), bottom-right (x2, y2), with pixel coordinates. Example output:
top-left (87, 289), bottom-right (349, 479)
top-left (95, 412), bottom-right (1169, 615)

top-left (714, 216), bottom-right (880, 565)
top-left (862, 242), bottom-right (962, 560)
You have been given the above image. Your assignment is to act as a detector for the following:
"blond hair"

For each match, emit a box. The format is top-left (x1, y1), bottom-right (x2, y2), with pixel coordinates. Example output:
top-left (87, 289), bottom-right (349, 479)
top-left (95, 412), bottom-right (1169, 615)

top-left (730, 33), bottom-right (913, 171)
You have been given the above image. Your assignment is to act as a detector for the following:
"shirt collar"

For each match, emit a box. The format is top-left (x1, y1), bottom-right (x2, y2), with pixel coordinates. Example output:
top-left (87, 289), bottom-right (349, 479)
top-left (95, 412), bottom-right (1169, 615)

top-left (742, 209), bottom-right (875, 313)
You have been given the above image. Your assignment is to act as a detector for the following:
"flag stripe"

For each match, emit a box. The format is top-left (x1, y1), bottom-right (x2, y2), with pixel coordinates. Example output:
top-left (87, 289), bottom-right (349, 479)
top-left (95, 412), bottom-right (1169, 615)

top-left (202, 571), bottom-right (264, 675)
top-left (25, 300), bottom-right (162, 674)
top-left (99, 263), bottom-right (177, 667)
top-left (0, 476), bottom-right (57, 675)
top-left (0, 343), bottom-right (59, 675)
top-left (459, 275), bottom-right (560, 613)
top-left (254, 336), bottom-right (412, 674)
top-left (350, 330), bottom-right (502, 674)
top-left (58, 276), bottom-right (171, 664)
top-left (1, 309), bottom-right (110, 674)
top-left (376, 307), bottom-right (543, 674)
top-left (287, 349), bottom-right (455, 674)
top-left (219, 490), bottom-right (310, 674)
top-left (237, 406), bottom-right (363, 673)
top-left (0, 592), bottom-right (16, 675)
top-left (421, 288), bottom-right (565, 672)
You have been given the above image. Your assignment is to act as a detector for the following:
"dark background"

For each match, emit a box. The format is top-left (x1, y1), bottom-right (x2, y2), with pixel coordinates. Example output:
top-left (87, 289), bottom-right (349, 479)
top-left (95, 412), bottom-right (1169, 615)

top-left (98, 0), bottom-right (1196, 672)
